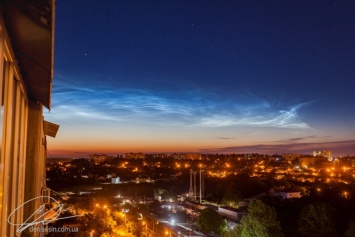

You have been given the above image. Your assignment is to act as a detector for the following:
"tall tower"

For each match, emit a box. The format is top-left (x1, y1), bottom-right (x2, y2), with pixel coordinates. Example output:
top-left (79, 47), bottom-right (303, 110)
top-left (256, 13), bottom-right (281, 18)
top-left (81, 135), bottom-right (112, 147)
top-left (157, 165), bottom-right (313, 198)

top-left (189, 169), bottom-right (198, 200)
top-left (189, 169), bottom-right (194, 196)
top-left (199, 169), bottom-right (204, 203)
top-left (193, 170), bottom-right (197, 200)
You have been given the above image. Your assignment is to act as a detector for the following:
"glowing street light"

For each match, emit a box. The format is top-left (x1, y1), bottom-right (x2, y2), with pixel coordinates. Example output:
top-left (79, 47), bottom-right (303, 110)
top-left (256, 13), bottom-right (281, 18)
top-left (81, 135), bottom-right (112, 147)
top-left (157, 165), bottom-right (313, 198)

top-left (165, 230), bottom-right (171, 237)
top-left (141, 220), bottom-right (148, 237)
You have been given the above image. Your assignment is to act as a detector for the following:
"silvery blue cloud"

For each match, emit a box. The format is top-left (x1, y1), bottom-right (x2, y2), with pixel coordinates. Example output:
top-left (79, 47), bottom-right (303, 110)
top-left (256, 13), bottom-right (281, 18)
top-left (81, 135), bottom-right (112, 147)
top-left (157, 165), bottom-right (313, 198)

top-left (46, 80), bottom-right (312, 130)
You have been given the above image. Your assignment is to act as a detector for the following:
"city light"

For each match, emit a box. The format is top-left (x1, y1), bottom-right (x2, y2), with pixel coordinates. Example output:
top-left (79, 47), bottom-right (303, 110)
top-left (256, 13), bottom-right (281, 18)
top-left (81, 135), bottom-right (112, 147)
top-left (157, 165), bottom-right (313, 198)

top-left (3, 1), bottom-right (355, 236)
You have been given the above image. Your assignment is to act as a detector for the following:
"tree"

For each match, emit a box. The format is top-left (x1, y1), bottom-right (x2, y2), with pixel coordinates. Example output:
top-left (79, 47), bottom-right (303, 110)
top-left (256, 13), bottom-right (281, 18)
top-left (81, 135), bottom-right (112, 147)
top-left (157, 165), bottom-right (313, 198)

top-left (345, 217), bottom-right (355, 237)
top-left (221, 187), bottom-right (241, 207)
top-left (223, 225), bottom-right (242, 237)
top-left (196, 208), bottom-right (227, 235)
top-left (298, 202), bottom-right (337, 237)
top-left (75, 207), bottom-right (121, 237)
top-left (237, 200), bottom-right (283, 237)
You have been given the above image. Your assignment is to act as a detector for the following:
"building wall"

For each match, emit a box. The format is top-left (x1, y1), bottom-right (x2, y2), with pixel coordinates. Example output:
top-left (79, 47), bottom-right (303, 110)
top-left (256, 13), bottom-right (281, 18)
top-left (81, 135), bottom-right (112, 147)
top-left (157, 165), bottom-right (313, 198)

top-left (281, 192), bottom-right (302, 199)
top-left (218, 207), bottom-right (239, 220)
top-left (111, 177), bottom-right (121, 184)
top-left (0, 17), bottom-right (48, 237)
top-left (23, 101), bottom-right (47, 237)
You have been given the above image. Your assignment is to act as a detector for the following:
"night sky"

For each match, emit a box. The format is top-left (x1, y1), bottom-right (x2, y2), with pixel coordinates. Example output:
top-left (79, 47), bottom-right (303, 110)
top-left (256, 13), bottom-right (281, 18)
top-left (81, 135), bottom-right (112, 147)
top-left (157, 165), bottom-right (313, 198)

top-left (45, 0), bottom-right (355, 157)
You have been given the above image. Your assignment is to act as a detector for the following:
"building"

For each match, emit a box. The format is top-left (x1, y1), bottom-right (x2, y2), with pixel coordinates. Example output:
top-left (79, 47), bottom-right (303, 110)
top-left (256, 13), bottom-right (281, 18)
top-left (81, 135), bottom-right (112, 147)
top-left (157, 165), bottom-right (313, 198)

top-left (169, 153), bottom-right (186, 160)
top-left (125, 152), bottom-right (145, 159)
top-left (185, 153), bottom-right (202, 160)
top-left (89, 154), bottom-right (113, 164)
top-left (283, 153), bottom-right (302, 161)
top-left (111, 177), bottom-right (121, 184)
top-left (218, 206), bottom-right (247, 221)
top-left (150, 153), bottom-right (168, 159)
top-left (0, 0), bottom-right (56, 236)
top-left (313, 150), bottom-right (332, 160)
top-left (340, 157), bottom-right (355, 168)
top-left (279, 191), bottom-right (302, 199)
top-left (168, 153), bottom-right (203, 160)
top-left (269, 188), bottom-right (302, 199)
top-left (298, 156), bottom-right (318, 167)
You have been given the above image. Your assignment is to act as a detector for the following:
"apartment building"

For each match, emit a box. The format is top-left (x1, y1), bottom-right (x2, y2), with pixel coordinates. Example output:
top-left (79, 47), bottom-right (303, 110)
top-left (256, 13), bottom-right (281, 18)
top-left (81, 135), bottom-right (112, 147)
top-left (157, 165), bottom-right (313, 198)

top-left (0, 0), bottom-right (57, 236)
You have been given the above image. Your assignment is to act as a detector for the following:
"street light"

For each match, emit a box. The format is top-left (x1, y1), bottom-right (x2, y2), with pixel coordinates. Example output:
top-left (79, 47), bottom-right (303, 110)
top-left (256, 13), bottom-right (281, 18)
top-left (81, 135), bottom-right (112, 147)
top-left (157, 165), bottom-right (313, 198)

top-left (153, 221), bottom-right (159, 236)
top-left (122, 213), bottom-right (127, 232)
top-left (165, 230), bottom-right (171, 237)
top-left (142, 221), bottom-right (148, 237)
top-left (141, 214), bottom-right (159, 237)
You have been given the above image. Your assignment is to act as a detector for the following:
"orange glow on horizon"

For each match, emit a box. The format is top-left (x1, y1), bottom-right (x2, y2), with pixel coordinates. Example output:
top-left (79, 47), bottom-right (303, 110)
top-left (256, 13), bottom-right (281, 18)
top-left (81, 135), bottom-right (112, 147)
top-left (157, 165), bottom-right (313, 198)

top-left (46, 136), bottom-right (223, 157)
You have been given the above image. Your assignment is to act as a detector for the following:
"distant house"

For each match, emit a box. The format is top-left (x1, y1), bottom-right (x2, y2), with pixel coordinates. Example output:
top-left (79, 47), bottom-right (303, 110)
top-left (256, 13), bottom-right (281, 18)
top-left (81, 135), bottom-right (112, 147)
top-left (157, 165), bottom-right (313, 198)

top-left (218, 206), bottom-right (247, 220)
top-left (269, 188), bottom-right (302, 199)
top-left (111, 177), bottom-right (121, 184)
top-left (96, 176), bottom-right (106, 181)
top-left (184, 201), bottom-right (208, 211)
top-left (280, 191), bottom-right (302, 199)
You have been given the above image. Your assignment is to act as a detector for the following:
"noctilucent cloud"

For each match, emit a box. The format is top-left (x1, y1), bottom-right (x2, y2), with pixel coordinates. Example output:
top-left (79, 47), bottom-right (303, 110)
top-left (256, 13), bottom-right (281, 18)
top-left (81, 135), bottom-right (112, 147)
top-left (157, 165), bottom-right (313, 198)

top-left (45, 1), bottom-right (355, 157)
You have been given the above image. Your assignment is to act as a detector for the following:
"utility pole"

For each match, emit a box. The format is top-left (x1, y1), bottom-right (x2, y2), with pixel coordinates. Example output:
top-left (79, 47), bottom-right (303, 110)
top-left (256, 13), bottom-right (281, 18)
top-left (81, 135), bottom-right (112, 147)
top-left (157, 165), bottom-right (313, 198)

top-left (189, 169), bottom-right (194, 197)
top-left (193, 171), bottom-right (197, 200)
top-left (199, 169), bottom-right (202, 203)
top-left (199, 164), bottom-right (204, 203)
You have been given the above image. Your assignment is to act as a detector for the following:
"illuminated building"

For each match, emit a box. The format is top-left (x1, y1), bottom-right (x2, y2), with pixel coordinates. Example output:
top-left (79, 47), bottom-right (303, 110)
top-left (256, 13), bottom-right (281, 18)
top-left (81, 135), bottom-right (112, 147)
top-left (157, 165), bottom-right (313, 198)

top-left (111, 177), bottom-right (121, 184)
top-left (270, 188), bottom-right (302, 199)
top-left (185, 153), bottom-right (202, 160)
top-left (0, 0), bottom-right (56, 236)
top-left (313, 150), bottom-right (333, 160)
top-left (89, 154), bottom-right (113, 164)
top-left (169, 153), bottom-right (202, 160)
top-left (218, 206), bottom-right (246, 221)
top-left (125, 152), bottom-right (145, 159)
top-left (283, 153), bottom-right (302, 161)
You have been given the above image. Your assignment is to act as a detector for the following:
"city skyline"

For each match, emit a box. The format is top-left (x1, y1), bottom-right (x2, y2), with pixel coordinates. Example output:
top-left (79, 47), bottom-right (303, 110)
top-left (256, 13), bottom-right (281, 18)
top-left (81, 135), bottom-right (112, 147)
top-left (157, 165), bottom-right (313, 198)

top-left (45, 1), bottom-right (355, 158)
